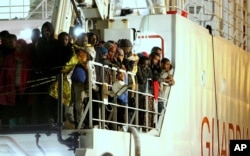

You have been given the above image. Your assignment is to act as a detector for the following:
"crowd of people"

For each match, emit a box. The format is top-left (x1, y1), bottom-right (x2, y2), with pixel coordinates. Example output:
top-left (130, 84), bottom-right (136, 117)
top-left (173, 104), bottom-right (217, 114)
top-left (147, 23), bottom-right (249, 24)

top-left (0, 21), bottom-right (174, 130)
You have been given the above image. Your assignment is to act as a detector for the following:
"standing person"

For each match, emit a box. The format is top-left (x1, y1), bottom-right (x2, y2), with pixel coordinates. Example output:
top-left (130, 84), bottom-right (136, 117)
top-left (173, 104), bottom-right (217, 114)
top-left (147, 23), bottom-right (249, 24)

top-left (148, 51), bottom-right (162, 128)
top-left (160, 58), bottom-right (175, 86)
top-left (26, 29), bottom-right (40, 119)
top-left (31, 21), bottom-right (60, 124)
top-left (149, 51), bottom-right (162, 91)
top-left (126, 54), bottom-right (139, 124)
top-left (28, 28), bottom-right (40, 59)
top-left (136, 55), bottom-right (152, 127)
top-left (71, 47), bottom-right (92, 128)
top-left (79, 33), bottom-right (97, 92)
top-left (118, 39), bottom-right (139, 124)
top-left (0, 30), bottom-right (10, 125)
top-left (0, 33), bottom-right (18, 126)
top-left (35, 22), bottom-right (60, 74)
top-left (157, 57), bottom-right (175, 121)
top-left (0, 39), bottom-right (32, 127)
top-left (102, 42), bottom-right (116, 114)
top-left (113, 71), bottom-right (128, 127)
top-left (112, 48), bottom-right (128, 126)
top-left (27, 28), bottom-right (40, 80)
top-left (48, 32), bottom-right (78, 124)
top-left (86, 32), bottom-right (103, 125)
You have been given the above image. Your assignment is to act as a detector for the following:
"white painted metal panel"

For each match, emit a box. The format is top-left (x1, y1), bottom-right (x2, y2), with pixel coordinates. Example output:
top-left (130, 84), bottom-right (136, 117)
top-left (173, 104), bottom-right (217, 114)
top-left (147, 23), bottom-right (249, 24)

top-left (88, 14), bottom-right (250, 156)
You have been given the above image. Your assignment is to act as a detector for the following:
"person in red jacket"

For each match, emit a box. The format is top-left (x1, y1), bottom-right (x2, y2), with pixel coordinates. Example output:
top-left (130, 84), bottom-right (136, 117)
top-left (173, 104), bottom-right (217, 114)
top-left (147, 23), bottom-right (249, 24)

top-left (0, 39), bottom-right (32, 127)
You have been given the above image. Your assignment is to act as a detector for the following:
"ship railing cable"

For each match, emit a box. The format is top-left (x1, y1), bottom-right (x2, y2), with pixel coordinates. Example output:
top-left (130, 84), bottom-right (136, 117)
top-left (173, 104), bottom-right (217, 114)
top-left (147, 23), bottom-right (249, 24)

top-left (0, 71), bottom-right (56, 96)
top-left (208, 25), bottom-right (221, 155)
top-left (0, 64), bottom-right (72, 96)
top-left (0, 60), bottom-right (171, 135)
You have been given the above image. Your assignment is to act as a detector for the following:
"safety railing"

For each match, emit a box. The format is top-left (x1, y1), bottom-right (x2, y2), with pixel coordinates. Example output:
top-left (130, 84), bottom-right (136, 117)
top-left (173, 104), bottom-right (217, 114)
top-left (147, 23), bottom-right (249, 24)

top-left (73, 61), bottom-right (171, 135)
top-left (0, 0), bottom-right (54, 20)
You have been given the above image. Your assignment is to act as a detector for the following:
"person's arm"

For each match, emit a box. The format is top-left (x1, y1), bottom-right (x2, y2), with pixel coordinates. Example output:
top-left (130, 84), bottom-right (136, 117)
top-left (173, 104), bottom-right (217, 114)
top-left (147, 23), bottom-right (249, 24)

top-left (71, 66), bottom-right (86, 83)
top-left (166, 74), bottom-right (175, 86)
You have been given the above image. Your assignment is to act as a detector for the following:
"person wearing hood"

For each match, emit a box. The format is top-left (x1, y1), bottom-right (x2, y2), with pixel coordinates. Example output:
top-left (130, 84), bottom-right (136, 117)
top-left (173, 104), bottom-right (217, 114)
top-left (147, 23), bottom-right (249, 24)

top-left (31, 22), bottom-right (60, 124)
top-left (35, 22), bottom-right (61, 76)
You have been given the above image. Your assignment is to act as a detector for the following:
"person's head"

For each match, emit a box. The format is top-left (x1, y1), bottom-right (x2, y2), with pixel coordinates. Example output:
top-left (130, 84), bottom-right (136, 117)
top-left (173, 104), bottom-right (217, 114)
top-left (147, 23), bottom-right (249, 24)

top-left (75, 47), bottom-right (92, 68)
top-left (150, 51), bottom-right (161, 66)
top-left (97, 40), bottom-right (105, 46)
top-left (16, 39), bottom-right (27, 53)
top-left (104, 42), bottom-right (116, 60)
top-left (58, 32), bottom-right (70, 46)
top-left (101, 152), bottom-right (113, 156)
top-left (151, 46), bottom-right (162, 58)
top-left (87, 32), bottom-right (98, 46)
top-left (161, 57), bottom-right (172, 72)
top-left (115, 48), bottom-right (124, 62)
top-left (118, 39), bottom-right (132, 58)
top-left (96, 46), bottom-right (108, 58)
top-left (139, 51), bottom-right (149, 58)
top-left (138, 56), bottom-right (150, 69)
top-left (0, 30), bottom-right (10, 45)
top-left (7, 34), bottom-right (17, 49)
top-left (126, 54), bottom-right (139, 71)
top-left (95, 46), bottom-right (108, 58)
top-left (31, 28), bottom-right (40, 44)
top-left (77, 33), bottom-right (88, 46)
top-left (82, 34), bottom-right (89, 46)
top-left (41, 22), bottom-right (54, 40)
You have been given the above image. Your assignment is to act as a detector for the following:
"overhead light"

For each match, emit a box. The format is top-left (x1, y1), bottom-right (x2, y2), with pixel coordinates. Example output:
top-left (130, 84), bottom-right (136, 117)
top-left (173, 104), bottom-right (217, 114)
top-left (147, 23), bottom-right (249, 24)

top-left (73, 26), bottom-right (84, 37)
top-left (18, 28), bottom-right (32, 42)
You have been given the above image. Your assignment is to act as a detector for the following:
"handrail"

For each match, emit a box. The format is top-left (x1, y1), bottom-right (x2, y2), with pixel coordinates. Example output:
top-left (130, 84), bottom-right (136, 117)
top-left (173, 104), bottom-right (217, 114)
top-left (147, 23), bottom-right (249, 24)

top-left (74, 60), bottom-right (169, 133)
top-left (127, 126), bottom-right (141, 156)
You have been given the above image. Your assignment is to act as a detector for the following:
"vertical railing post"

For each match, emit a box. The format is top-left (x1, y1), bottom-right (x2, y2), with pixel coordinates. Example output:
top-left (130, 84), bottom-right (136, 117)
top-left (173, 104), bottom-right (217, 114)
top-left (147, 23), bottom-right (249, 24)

top-left (145, 79), bottom-right (149, 130)
top-left (88, 61), bottom-right (93, 128)
top-left (57, 72), bottom-right (63, 128)
top-left (135, 85), bottom-right (139, 126)
top-left (101, 64), bottom-right (106, 129)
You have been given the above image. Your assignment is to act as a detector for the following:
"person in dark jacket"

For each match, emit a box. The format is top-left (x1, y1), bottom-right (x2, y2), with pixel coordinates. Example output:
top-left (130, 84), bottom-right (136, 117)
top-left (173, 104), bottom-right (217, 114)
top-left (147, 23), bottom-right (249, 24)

top-left (136, 55), bottom-right (152, 127)
top-left (31, 22), bottom-right (60, 124)
top-left (35, 22), bottom-right (60, 75)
